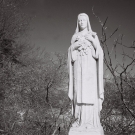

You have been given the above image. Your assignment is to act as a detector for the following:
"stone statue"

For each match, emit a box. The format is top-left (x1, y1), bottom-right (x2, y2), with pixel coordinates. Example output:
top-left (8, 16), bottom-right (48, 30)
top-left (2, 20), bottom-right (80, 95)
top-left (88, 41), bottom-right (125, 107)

top-left (68, 13), bottom-right (104, 135)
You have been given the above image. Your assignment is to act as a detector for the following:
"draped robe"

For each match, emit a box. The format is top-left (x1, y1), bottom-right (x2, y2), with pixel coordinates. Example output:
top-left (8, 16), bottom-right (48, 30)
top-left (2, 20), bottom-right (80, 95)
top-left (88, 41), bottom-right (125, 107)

top-left (68, 32), bottom-right (104, 129)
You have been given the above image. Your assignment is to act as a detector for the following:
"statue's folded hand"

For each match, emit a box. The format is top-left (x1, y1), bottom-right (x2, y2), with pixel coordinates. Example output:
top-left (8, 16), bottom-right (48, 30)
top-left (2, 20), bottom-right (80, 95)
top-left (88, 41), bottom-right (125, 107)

top-left (84, 34), bottom-right (94, 42)
top-left (73, 42), bottom-right (82, 50)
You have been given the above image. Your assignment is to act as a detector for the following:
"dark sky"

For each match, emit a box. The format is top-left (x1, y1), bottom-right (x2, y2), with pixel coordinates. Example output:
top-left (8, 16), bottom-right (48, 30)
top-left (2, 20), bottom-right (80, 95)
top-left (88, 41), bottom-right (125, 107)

top-left (24, 0), bottom-right (135, 53)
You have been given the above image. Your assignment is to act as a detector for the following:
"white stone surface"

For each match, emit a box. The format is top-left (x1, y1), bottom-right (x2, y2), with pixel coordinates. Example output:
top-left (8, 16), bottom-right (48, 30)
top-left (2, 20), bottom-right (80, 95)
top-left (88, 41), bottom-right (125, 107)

top-left (69, 122), bottom-right (104, 135)
top-left (69, 127), bottom-right (104, 135)
top-left (69, 130), bottom-right (103, 135)
top-left (68, 13), bottom-right (104, 135)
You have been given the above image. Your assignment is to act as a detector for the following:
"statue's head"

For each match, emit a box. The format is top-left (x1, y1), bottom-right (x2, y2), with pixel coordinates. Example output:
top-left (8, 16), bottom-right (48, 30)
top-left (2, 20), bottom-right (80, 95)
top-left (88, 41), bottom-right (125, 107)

top-left (75, 13), bottom-right (96, 35)
top-left (78, 14), bottom-right (88, 31)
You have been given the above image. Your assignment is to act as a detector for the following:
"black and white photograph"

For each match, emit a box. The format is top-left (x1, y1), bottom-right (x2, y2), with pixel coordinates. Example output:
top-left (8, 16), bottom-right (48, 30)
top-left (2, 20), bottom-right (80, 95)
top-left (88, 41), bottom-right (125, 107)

top-left (0, 0), bottom-right (135, 135)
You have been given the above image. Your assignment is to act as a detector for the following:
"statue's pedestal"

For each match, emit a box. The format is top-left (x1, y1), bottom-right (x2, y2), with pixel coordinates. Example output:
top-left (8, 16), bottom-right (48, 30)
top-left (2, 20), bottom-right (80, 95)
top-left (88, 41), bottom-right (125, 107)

top-left (68, 126), bottom-right (104, 135)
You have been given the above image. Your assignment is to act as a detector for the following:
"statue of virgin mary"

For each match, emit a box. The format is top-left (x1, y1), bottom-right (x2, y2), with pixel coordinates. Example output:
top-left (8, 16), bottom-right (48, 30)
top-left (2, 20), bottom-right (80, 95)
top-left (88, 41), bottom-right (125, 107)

top-left (68, 13), bottom-right (104, 135)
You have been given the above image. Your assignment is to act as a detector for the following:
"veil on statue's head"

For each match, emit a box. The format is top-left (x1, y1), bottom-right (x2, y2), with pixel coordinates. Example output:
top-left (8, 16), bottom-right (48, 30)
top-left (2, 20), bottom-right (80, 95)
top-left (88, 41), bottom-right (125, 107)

top-left (75, 13), bottom-right (97, 36)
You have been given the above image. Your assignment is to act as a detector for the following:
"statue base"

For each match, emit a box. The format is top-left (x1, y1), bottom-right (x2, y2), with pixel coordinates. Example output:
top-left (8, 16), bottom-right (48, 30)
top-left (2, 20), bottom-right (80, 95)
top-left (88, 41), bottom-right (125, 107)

top-left (68, 126), bottom-right (104, 135)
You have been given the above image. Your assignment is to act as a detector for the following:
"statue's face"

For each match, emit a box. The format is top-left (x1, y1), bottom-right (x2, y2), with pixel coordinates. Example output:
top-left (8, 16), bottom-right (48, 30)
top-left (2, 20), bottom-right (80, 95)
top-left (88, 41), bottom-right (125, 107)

top-left (78, 15), bottom-right (87, 31)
